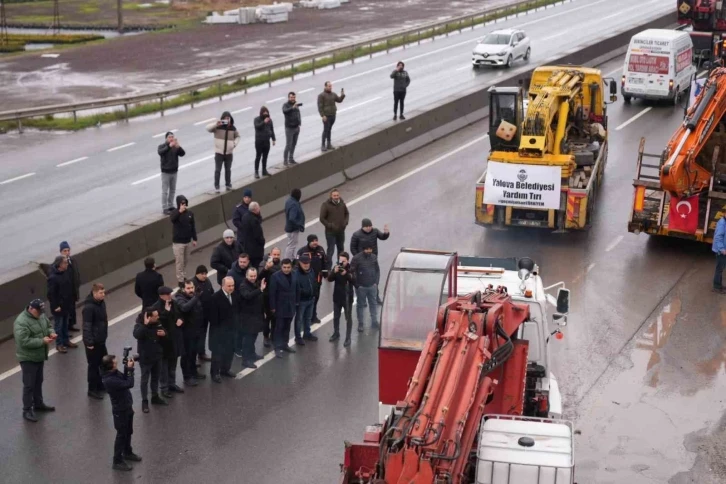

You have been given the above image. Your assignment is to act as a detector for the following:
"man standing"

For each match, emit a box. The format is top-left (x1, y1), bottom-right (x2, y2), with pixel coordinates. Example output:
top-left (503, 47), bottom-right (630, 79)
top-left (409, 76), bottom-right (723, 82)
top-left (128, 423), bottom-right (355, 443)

top-left (282, 92), bottom-right (301, 165)
top-left (134, 257), bottom-right (165, 309)
top-left (269, 259), bottom-right (298, 358)
top-left (317, 81), bottom-right (345, 151)
top-left (350, 218), bottom-right (390, 303)
top-left (209, 276), bottom-right (239, 382)
top-left (174, 280), bottom-right (205, 387)
top-left (253, 106), bottom-right (276, 179)
top-left (133, 308), bottom-right (167, 413)
top-left (297, 234), bottom-right (328, 324)
top-left (14, 299), bottom-right (56, 423)
top-left (351, 242), bottom-right (380, 331)
top-left (210, 229), bottom-right (241, 285)
top-left (47, 255), bottom-right (77, 353)
top-left (232, 189), bottom-right (253, 250)
top-left (153, 286), bottom-right (184, 399)
top-left (713, 216), bottom-right (726, 293)
top-left (157, 131), bottom-right (186, 214)
top-left (193, 265), bottom-right (215, 363)
top-left (259, 248), bottom-right (282, 348)
top-left (294, 255), bottom-right (317, 345)
top-left (320, 188), bottom-right (350, 270)
top-left (228, 253), bottom-right (251, 292)
top-left (83, 283), bottom-right (109, 401)
top-left (59, 241), bottom-right (81, 332)
top-left (239, 268), bottom-right (266, 369)
top-left (328, 252), bottom-right (354, 346)
top-left (390, 61), bottom-right (411, 121)
top-left (206, 111), bottom-right (241, 193)
top-left (284, 188), bottom-right (305, 260)
top-left (239, 202), bottom-right (266, 269)
top-left (101, 354), bottom-right (142, 471)
top-left (170, 195), bottom-right (198, 288)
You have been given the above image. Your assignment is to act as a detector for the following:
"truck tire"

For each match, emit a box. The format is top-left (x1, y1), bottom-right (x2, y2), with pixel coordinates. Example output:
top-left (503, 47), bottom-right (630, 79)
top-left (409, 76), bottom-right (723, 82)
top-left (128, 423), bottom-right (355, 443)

top-left (672, 87), bottom-right (680, 106)
top-left (623, 95), bottom-right (632, 103)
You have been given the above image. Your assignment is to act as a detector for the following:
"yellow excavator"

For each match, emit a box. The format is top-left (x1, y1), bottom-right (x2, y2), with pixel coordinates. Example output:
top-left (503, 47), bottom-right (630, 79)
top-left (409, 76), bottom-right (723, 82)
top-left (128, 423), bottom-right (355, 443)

top-left (475, 65), bottom-right (617, 231)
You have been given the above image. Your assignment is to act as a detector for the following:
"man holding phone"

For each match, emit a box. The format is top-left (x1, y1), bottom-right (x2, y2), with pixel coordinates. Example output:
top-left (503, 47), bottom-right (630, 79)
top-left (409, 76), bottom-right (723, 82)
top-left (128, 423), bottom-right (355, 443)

top-left (206, 111), bottom-right (241, 193)
top-left (317, 81), bottom-right (345, 152)
top-left (282, 92), bottom-right (302, 165)
top-left (14, 299), bottom-right (56, 423)
top-left (157, 132), bottom-right (185, 215)
top-left (101, 354), bottom-right (142, 471)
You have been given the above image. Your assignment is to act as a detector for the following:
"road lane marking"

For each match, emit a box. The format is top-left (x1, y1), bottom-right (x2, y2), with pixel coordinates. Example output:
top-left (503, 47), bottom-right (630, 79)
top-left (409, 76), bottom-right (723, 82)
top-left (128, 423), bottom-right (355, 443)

top-left (194, 117), bottom-right (216, 126)
top-left (605, 235), bottom-right (623, 252)
top-left (152, 129), bottom-right (178, 138)
top-left (57, 156), bottom-right (88, 168)
top-left (603, 66), bottom-right (621, 77)
top-left (542, 32), bottom-right (567, 42)
top-left (615, 107), bottom-right (652, 131)
top-left (338, 97), bottom-right (383, 113)
top-left (131, 154), bottom-right (215, 185)
top-left (456, 64), bottom-right (473, 71)
top-left (266, 96), bottom-right (285, 104)
top-left (231, 107), bottom-right (252, 114)
top-left (298, 88), bottom-right (314, 94)
top-left (586, 263), bottom-right (596, 272)
top-left (0, 172), bottom-right (36, 185)
top-left (572, 262), bottom-right (596, 284)
top-left (107, 142), bottom-right (136, 152)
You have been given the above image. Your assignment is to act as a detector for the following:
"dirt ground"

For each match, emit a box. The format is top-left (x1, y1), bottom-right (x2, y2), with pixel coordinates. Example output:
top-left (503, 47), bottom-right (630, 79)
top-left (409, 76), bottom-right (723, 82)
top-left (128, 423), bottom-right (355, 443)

top-left (0, 0), bottom-right (516, 110)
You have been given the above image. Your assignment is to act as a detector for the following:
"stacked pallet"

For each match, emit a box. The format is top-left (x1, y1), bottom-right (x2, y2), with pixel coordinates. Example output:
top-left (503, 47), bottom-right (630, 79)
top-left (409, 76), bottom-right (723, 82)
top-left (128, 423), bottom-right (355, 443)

top-left (203, 12), bottom-right (240, 24)
top-left (257, 3), bottom-right (291, 22)
top-left (300, 0), bottom-right (342, 8)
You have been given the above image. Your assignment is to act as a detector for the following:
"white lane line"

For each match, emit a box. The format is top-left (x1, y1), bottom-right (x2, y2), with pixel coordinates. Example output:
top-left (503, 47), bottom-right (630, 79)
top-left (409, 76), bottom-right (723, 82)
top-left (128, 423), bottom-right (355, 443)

top-left (231, 107), bottom-right (252, 114)
top-left (131, 154), bottom-right (215, 185)
top-left (586, 263), bottom-right (596, 273)
top-left (152, 129), bottom-right (178, 139)
top-left (603, 66), bottom-right (621, 77)
top-left (542, 32), bottom-right (567, 42)
top-left (194, 117), bottom-right (216, 126)
top-left (298, 88), bottom-right (314, 94)
top-left (615, 107), bottom-right (652, 131)
top-left (337, 97), bottom-right (383, 113)
top-left (266, 96), bottom-right (285, 104)
top-left (605, 235), bottom-right (624, 252)
top-left (456, 64), bottom-right (472, 71)
top-left (57, 156), bottom-right (88, 168)
top-left (0, 172), bottom-right (36, 185)
top-left (107, 142), bottom-right (136, 152)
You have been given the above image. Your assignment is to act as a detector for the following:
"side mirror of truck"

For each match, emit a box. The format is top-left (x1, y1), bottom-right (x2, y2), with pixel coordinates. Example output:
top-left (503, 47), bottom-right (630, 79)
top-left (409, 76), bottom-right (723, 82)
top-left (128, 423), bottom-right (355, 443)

top-left (609, 80), bottom-right (617, 95)
top-left (553, 312), bottom-right (568, 327)
top-left (556, 288), bottom-right (570, 314)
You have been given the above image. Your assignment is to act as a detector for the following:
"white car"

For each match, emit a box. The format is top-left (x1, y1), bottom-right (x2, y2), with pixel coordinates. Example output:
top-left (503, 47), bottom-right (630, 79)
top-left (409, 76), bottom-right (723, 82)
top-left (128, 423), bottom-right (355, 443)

top-left (472, 29), bottom-right (531, 68)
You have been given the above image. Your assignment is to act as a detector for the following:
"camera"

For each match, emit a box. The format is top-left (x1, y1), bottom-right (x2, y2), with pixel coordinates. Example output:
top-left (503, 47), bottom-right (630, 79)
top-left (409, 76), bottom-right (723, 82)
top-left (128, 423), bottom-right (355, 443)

top-left (221, 119), bottom-right (229, 125)
top-left (297, 103), bottom-right (303, 107)
top-left (122, 346), bottom-right (132, 363)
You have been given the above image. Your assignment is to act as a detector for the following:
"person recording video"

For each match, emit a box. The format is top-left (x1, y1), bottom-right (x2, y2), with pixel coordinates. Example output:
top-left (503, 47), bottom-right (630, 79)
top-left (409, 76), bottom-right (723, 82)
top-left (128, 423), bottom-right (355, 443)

top-left (253, 106), bottom-right (276, 179)
top-left (101, 353), bottom-right (142, 471)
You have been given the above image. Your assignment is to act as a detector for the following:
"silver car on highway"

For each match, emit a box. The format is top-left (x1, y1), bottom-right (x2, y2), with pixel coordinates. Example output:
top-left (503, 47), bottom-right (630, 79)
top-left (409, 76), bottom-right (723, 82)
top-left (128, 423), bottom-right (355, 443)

top-left (472, 28), bottom-right (531, 68)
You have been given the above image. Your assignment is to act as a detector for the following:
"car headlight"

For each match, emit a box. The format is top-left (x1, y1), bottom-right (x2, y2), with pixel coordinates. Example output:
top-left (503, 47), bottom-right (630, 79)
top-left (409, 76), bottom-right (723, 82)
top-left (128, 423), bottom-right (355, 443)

top-left (497, 51), bottom-right (508, 56)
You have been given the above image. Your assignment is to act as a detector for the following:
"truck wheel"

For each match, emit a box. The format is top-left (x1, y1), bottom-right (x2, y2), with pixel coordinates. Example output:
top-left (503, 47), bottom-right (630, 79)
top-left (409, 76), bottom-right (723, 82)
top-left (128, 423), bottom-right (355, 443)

top-left (672, 87), bottom-right (680, 106)
top-left (623, 95), bottom-right (632, 103)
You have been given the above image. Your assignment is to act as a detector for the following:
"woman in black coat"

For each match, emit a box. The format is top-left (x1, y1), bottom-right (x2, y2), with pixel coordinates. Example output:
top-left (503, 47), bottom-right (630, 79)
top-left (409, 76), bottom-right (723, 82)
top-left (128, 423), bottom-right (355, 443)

top-left (253, 106), bottom-right (276, 178)
top-left (238, 268), bottom-right (267, 368)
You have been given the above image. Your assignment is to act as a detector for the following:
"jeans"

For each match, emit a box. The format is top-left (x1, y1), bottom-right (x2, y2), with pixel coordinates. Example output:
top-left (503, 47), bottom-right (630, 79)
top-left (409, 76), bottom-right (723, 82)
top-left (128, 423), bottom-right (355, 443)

top-left (333, 300), bottom-right (353, 338)
top-left (241, 333), bottom-right (258, 362)
top-left (197, 319), bottom-right (209, 356)
top-left (274, 316), bottom-right (293, 350)
top-left (356, 285), bottom-right (379, 327)
top-left (393, 91), bottom-right (406, 116)
top-left (20, 361), bottom-right (44, 410)
top-left (285, 231), bottom-right (300, 260)
top-left (161, 172), bottom-right (177, 211)
top-left (715, 254), bottom-right (726, 288)
top-left (172, 242), bottom-right (190, 284)
top-left (160, 356), bottom-right (178, 392)
top-left (181, 333), bottom-right (199, 380)
top-left (284, 126), bottom-right (300, 162)
top-left (322, 115), bottom-right (336, 147)
top-left (68, 307), bottom-right (78, 329)
top-left (139, 360), bottom-right (161, 400)
top-left (254, 140), bottom-right (271, 173)
top-left (325, 232), bottom-right (345, 270)
top-left (214, 153), bottom-right (233, 188)
top-left (53, 314), bottom-right (69, 347)
top-left (85, 343), bottom-right (108, 392)
top-left (295, 299), bottom-right (315, 339)
top-left (112, 410), bottom-right (134, 463)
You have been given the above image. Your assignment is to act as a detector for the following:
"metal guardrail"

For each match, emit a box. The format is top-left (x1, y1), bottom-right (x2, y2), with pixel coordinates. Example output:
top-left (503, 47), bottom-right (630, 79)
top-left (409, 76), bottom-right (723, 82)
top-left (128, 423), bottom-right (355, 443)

top-left (0, 0), bottom-right (570, 129)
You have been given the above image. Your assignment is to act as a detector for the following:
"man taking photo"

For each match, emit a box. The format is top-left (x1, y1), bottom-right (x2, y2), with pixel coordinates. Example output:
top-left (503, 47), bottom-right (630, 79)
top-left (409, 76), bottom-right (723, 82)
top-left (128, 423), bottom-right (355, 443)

top-left (101, 354), bottom-right (142, 471)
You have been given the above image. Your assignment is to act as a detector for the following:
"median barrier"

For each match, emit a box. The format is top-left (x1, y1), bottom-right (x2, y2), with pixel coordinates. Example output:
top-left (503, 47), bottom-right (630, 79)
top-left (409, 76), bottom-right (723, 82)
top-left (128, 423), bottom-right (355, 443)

top-left (0, 11), bottom-right (676, 342)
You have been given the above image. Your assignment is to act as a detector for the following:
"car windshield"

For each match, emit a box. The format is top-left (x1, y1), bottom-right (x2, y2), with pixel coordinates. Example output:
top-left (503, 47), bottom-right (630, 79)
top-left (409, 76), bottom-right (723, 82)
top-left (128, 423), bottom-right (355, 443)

top-left (481, 34), bottom-right (511, 45)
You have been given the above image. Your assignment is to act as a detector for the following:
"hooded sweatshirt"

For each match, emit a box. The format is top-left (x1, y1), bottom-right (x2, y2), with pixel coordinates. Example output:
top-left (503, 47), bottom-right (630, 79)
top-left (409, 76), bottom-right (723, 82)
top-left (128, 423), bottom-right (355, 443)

top-left (170, 195), bottom-right (197, 244)
top-left (206, 111), bottom-right (241, 155)
top-left (157, 132), bottom-right (186, 173)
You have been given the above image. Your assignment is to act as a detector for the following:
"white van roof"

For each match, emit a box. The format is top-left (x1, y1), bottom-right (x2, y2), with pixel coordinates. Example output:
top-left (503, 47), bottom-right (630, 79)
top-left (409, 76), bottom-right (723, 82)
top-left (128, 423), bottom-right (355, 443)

top-left (633, 29), bottom-right (689, 41)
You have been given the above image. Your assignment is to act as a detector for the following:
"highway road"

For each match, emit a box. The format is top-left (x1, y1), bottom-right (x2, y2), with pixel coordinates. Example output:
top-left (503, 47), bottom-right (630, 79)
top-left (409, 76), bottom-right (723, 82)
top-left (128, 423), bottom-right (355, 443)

top-left (0, 54), bottom-right (723, 483)
top-left (0, 0), bottom-right (673, 274)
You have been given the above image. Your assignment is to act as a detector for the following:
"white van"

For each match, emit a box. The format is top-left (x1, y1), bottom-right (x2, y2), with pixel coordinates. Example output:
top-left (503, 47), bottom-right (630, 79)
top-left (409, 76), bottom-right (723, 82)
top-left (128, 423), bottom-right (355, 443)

top-left (621, 29), bottom-right (696, 105)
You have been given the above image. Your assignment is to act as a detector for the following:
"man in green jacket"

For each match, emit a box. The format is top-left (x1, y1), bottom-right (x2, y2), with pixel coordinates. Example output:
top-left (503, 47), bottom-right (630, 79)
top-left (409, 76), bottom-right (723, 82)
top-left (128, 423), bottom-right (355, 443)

top-left (14, 299), bottom-right (57, 422)
top-left (317, 81), bottom-right (345, 152)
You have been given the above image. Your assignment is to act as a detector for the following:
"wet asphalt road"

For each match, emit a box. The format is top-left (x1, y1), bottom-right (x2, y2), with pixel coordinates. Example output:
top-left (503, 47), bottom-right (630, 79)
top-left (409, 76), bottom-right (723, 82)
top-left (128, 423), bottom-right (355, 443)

top-left (1, 54), bottom-right (725, 484)
top-left (0, 0), bottom-right (673, 274)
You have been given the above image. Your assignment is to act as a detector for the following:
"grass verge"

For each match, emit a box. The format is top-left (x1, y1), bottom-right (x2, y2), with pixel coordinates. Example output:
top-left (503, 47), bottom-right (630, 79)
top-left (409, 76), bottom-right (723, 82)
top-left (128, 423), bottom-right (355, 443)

top-left (0, 0), bottom-right (560, 132)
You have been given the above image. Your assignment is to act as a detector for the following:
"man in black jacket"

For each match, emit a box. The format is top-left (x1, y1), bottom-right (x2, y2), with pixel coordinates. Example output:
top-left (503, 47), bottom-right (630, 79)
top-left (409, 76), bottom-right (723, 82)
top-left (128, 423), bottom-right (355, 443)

top-left (232, 189), bottom-right (252, 250)
top-left (209, 277), bottom-right (239, 382)
top-left (253, 106), bottom-right (276, 178)
top-left (83, 283), bottom-right (109, 400)
top-left (170, 195), bottom-right (197, 288)
top-left (152, 286), bottom-right (185, 399)
top-left (297, 234), bottom-right (328, 324)
top-left (239, 202), bottom-right (266, 269)
top-left (390, 61), bottom-right (411, 120)
top-left (294, 255), bottom-right (317, 345)
top-left (47, 256), bottom-right (77, 353)
top-left (133, 308), bottom-right (167, 413)
top-left (134, 257), bottom-right (164, 309)
top-left (259, 248), bottom-right (281, 347)
top-left (351, 242), bottom-right (381, 331)
top-left (158, 131), bottom-right (186, 214)
top-left (101, 354), bottom-right (142, 471)
top-left (328, 252), bottom-right (354, 346)
top-left (210, 229), bottom-right (241, 285)
top-left (269, 259), bottom-right (298, 358)
top-left (282, 91), bottom-right (301, 166)
top-left (239, 268), bottom-right (266, 369)
top-left (350, 218), bottom-right (390, 304)
top-left (59, 241), bottom-right (81, 332)
top-left (193, 265), bottom-right (215, 363)
top-left (174, 280), bottom-right (206, 387)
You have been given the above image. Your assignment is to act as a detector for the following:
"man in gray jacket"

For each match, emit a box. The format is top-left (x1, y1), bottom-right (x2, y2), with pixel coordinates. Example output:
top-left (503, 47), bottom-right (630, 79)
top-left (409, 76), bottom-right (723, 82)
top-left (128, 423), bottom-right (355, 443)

top-left (350, 242), bottom-right (380, 332)
top-left (317, 81), bottom-right (345, 152)
top-left (206, 111), bottom-right (241, 193)
top-left (390, 61), bottom-right (411, 121)
top-left (282, 92), bottom-right (302, 166)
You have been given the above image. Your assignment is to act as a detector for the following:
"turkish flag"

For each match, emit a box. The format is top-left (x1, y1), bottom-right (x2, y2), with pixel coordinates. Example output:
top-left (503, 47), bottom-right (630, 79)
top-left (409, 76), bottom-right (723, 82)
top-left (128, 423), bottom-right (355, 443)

top-left (668, 195), bottom-right (700, 234)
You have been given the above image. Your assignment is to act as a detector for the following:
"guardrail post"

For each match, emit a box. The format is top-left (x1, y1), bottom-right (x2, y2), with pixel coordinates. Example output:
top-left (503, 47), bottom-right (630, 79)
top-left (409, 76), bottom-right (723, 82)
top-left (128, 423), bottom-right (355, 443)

top-left (124, 103), bottom-right (129, 120)
top-left (351, 47), bottom-right (355, 64)
top-left (292, 62), bottom-right (295, 81)
top-left (418, 29), bottom-right (421, 45)
top-left (369, 42), bottom-right (373, 59)
top-left (160, 96), bottom-right (165, 117)
top-left (446, 23), bottom-right (449, 37)
top-left (312, 58), bottom-right (316, 75)
top-left (73, 111), bottom-right (77, 123)
top-left (16, 117), bottom-right (22, 133)
top-left (459, 19), bottom-right (462, 33)
top-left (218, 82), bottom-right (223, 101)
top-left (386, 38), bottom-right (389, 53)
top-left (268, 69), bottom-right (272, 87)
top-left (244, 76), bottom-right (248, 94)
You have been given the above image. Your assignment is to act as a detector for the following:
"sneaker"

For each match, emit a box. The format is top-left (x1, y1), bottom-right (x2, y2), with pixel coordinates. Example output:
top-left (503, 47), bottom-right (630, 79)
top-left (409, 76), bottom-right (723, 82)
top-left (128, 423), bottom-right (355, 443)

top-left (254, 172), bottom-right (260, 179)
top-left (66, 341), bottom-right (78, 349)
top-left (713, 287), bottom-right (726, 294)
top-left (321, 145), bottom-right (327, 152)
top-left (150, 395), bottom-right (168, 405)
top-left (161, 391), bottom-right (174, 399)
top-left (282, 346), bottom-right (296, 353)
top-left (283, 160), bottom-right (289, 166)
top-left (226, 185), bottom-right (232, 191)
top-left (33, 403), bottom-right (55, 412)
top-left (23, 410), bottom-right (38, 422)
top-left (313, 317), bottom-right (321, 324)
top-left (142, 400), bottom-right (150, 413)
top-left (327, 145), bottom-right (336, 150)
top-left (163, 208), bottom-right (172, 215)
top-left (56, 346), bottom-right (67, 353)
top-left (400, 114), bottom-right (406, 120)
top-left (275, 350), bottom-right (285, 358)
top-left (344, 338), bottom-right (351, 347)
top-left (295, 338), bottom-right (306, 346)
top-left (214, 186), bottom-right (220, 193)
top-left (112, 461), bottom-right (132, 471)
top-left (303, 334), bottom-right (318, 342)
top-left (184, 378), bottom-right (198, 387)
top-left (289, 160), bottom-right (298, 165)
top-left (263, 337), bottom-right (272, 348)
top-left (170, 385), bottom-right (185, 393)
top-left (123, 452), bottom-right (142, 462)
top-left (243, 361), bottom-right (258, 369)
top-left (358, 324), bottom-right (364, 333)
top-left (234, 351), bottom-right (244, 358)
top-left (329, 333), bottom-right (340, 342)
top-left (262, 170), bottom-right (271, 177)
top-left (393, 115), bottom-right (397, 121)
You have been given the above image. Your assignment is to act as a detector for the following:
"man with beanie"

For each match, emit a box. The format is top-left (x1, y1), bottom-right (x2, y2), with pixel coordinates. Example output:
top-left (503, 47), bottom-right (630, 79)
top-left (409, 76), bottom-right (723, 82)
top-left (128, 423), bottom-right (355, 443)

top-left (351, 242), bottom-right (381, 331)
top-left (193, 265), bottom-right (215, 362)
top-left (59, 241), bottom-right (81, 332)
top-left (157, 131), bottom-right (186, 214)
top-left (207, 111), bottom-right (241, 192)
top-left (328, 252), bottom-right (354, 346)
top-left (239, 201), bottom-right (265, 269)
top-left (297, 234), bottom-right (328, 323)
top-left (14, 299), bottom-right (56, 422)
top-left (170, 195), bottom-right (197, 288)
top-left (135, 257), bottom-right (165, 309)
top-left (153, 286), bottom-right (185, 399)
top-left (232, 189), bottom-right (253, 250)
top-left (282, 91), bottom-right (301, 165)
top-left (320, 188), bottom-right (349, 270)
top-left (390, 61), bottom-right (411, 121)
top-left (317, 81), bottom-right (345, 151)
top-left (284, 188), bottom-right (305, 260)
top-left (293, 255), bottom-right (317, 345)
top-left (210, 229), bottom-right (241, 285)
top-left (47, 255), bottom-right (77, 353)
top-left (83, 283), bottom-right (109, 400)
top-left (350, 218), bottom-right (390, 304)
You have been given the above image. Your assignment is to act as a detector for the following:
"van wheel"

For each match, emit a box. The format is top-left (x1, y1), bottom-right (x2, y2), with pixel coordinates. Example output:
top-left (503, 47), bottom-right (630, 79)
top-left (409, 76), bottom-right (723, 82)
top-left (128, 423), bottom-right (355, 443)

top-left (672, 87), bottom-right (680, 106)
top-left (623, 95), bottom-right (632, 103)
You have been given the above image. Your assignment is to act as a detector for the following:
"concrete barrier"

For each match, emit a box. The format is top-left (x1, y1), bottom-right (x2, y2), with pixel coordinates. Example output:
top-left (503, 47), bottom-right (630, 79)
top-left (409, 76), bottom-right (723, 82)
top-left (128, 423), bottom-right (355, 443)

top-left (0, 11), bottom-right (676, 341)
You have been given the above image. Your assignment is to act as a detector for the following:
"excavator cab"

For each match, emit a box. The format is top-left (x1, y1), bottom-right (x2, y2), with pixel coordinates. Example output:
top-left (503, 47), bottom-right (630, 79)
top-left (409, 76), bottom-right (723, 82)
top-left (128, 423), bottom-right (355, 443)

top-left (488, 85), bottom-right (524, 152)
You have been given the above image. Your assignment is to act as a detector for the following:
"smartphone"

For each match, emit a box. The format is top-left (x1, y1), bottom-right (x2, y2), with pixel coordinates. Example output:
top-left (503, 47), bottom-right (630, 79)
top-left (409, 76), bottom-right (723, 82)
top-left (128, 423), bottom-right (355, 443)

top-left (297, 103), bottom-right (303, 107)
